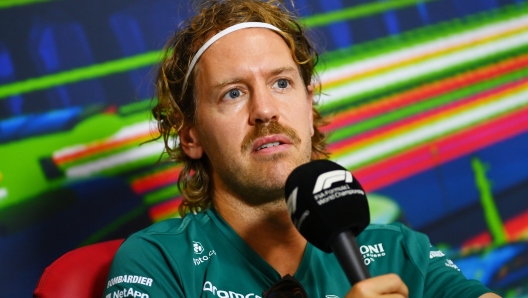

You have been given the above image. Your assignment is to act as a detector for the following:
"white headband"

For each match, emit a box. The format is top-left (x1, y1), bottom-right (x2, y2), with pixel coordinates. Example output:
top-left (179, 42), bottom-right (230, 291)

top-left (182, 22), bottom-right (282, 89)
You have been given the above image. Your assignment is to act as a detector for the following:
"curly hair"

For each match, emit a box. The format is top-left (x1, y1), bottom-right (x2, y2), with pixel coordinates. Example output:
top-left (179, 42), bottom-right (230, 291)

top-left (152, 0), bottom-right (329, 216)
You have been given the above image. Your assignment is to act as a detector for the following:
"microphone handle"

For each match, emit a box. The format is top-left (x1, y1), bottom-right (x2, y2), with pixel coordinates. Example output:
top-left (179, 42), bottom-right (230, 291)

top-left (331, 230), bottom-right (371, 285)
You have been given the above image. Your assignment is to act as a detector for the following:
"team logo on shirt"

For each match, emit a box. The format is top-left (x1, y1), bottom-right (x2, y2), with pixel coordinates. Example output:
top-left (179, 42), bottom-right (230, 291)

top-left (445, 259), bottom-right (461, 271)
top-left (430, 250), bottom-right (445, 259)
top-left (203, 281), bottom-right (260, 298)
top-left (192, 241), bottom-right (217, 265)
top-left (360, 242), bottom-right (386, 266)
top-left (193, 241), bottom-right (205, 254)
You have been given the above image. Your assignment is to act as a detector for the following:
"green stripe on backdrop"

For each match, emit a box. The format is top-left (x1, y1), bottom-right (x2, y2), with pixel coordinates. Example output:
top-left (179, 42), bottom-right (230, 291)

top-left (319, 2), bottom-right (528, 69)
top-left (302, 0), bottom-right (437, 28)
top-left (0, 51), bottom-right (161, 99)
top-left (0, 0), bottom-right (56, 9)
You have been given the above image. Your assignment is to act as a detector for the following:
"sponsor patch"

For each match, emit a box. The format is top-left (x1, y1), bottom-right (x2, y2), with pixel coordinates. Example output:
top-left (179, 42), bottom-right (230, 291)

top-left (445, 259), bottom-right (461, 271)
top-left (203, 281), bottom-right (262, 298)
top-left (360, 243), bottom-right (386, 266)
top-left (107, 275), bottom-right (153, 289)
top-left (111, 287), bottom-right (149, 298)
top-left (193, 241), bottom-right (205, 254)
top-left (193, 249), bottom-right (217, 266)
top-left (430, 250), bottom-right (445, 259)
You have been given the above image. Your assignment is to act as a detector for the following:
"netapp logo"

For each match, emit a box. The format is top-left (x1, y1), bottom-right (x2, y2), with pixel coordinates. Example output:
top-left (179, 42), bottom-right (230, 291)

top-left (107, 288), bottom-right (149, 298)
top-left (313, 170), bottom-right (353, 194)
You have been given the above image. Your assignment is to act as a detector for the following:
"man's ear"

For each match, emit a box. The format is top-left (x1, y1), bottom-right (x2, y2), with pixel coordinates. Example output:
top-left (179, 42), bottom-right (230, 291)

top-left (179, 125), bottom-right (204, 159)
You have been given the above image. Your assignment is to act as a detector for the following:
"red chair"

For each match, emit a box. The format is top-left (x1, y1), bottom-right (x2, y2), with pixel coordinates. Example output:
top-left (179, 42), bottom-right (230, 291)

top-left (34, 239), bottom-right (124, 298)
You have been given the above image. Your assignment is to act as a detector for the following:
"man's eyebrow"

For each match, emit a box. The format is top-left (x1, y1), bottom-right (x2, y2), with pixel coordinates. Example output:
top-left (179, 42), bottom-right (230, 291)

top-left (213, 67), bottom-right (298, 89)
top-left (214, 77), bottom-right (243, 89)
top-left (270, 66), bottom-right (297, 76)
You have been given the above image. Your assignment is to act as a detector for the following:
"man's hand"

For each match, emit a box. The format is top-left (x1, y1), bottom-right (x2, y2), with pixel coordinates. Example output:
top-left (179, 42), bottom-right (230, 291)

top-left (345, 274), bottom-right (408, 298)
top-left (479, 294), bottom-right (501, 298)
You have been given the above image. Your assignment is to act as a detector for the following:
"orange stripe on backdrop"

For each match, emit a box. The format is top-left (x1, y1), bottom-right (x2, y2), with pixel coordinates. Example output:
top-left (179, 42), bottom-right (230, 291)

top-left (329, 77), bottom-right (528, 158)
top-left (462, 209), bottom-right (528, 250)
top-left (53, 131), bottom-right (154, 165)
top-left (324, 53), bottom-right (528, 132)
top-left (321, 20), bottom-right (528, 89)
top-left (131, 166), bottom-right (181, 194)
top-left (149, 197), bottom-right (183, 221)
top-left (353, 105), bottom-right (528, 192)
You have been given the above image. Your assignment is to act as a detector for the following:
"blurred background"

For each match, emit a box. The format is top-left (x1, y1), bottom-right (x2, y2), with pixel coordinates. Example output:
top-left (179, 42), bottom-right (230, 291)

top-left (1, 0), bottom-right (527, 296)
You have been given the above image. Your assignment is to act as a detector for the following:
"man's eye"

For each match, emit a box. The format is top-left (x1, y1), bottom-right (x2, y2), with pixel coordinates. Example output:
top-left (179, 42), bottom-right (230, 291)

top-left (274, 79), bottom-right (289, 89)
top-left (225, 89), bottom-right (241, 99)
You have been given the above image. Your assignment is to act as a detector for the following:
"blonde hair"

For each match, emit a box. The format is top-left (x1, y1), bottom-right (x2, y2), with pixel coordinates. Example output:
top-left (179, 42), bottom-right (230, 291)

top-left (152, 0), bottom-right (329, 216)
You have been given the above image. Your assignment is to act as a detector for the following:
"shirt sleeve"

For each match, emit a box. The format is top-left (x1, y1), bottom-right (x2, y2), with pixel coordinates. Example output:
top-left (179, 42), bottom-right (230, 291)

top-left (424, 244), bottom-right (494, 297)
top-left (102, 234), bottom-right (184, 298)
top-left (398, 223), bottom-right (496, 298)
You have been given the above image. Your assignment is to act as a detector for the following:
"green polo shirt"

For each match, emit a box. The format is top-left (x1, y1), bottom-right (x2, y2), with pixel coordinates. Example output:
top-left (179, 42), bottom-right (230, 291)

top-left (102, 208), bottom-right (492, 298)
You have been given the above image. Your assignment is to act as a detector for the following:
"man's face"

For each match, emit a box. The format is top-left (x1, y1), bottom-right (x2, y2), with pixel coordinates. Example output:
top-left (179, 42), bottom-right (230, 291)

top-left (183, 28), bottom-right (314, 204)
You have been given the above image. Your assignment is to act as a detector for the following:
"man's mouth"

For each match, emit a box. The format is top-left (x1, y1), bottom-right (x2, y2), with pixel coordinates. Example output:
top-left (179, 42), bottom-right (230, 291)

top-left (241, 121), bottom-right (301, 153)
top-left (256, 141), bottom-right (281, 151)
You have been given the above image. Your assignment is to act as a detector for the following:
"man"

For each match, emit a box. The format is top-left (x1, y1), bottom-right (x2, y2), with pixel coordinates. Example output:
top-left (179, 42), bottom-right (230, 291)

top-left (103, 1), bottom-right (500, 297)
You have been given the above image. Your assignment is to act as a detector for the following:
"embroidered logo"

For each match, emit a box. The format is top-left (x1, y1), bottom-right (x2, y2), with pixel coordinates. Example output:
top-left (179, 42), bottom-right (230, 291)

top-left (360, 243), bottom-right (386, 266)
top-left (445, 259), bottom-right (461, 271)
top-left (430, 250), bottom-right (445, 259)
top-left (192, 242), bottom-right (217, 266)
top-left (193, 241), bottom-right (205, 254)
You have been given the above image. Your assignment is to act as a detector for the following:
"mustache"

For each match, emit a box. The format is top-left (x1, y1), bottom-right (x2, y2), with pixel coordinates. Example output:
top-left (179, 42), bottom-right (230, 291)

top-left (241, 121), bottom-right (301, 152)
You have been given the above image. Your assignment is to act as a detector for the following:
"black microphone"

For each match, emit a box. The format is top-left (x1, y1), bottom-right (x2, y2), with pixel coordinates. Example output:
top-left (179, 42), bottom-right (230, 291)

top-left (285, 159), bottom-right (371, 285)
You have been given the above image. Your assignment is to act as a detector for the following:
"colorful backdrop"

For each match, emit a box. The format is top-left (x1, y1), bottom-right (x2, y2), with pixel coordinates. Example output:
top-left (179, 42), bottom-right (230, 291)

top-left (1, 0), bottom-right (527, 297)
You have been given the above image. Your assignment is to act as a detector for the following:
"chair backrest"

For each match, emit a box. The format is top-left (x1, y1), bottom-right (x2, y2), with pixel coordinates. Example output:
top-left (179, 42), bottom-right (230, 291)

top-left (34, 239), bottom-right (124, 298)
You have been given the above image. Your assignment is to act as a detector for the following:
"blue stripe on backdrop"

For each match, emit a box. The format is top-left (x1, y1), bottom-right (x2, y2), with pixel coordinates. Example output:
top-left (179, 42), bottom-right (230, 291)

top-left (0, 107), bottom-right (83, 143)
top-left (29, 21), bottom-right (107, 108)
top-left (383, 7), bottom-right (400, 35)
top-left (315, 0), bottom-right (354, 50)
top-left (416, 1), bottom-right (431, 25)
top-left (109, 0), bottom-right (182, 100)
top-left (0, 43), bottom-right (24, 117)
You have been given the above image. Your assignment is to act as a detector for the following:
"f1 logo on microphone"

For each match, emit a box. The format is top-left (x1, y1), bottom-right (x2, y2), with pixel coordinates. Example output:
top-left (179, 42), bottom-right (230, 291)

top-left (313, 170), bottom-right (353, 194)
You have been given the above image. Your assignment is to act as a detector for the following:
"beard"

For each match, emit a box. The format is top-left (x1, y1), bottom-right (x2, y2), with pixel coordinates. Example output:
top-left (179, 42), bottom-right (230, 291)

top-left (212, 121), bottom-right (312, 206)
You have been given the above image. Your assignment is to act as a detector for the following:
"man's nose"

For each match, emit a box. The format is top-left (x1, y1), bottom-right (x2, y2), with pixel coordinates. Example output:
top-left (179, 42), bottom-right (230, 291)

top-left (249, 84), bottom-right (280, 125)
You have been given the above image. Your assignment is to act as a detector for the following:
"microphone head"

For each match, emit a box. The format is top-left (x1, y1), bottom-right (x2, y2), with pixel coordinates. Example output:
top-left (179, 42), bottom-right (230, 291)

top-left (285, 160), bottom-right (370, 252)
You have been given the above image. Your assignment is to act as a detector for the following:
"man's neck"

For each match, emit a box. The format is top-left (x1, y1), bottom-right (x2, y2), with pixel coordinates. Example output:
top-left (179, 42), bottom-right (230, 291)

top-left (213, 195), bottom-right (307, 277)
